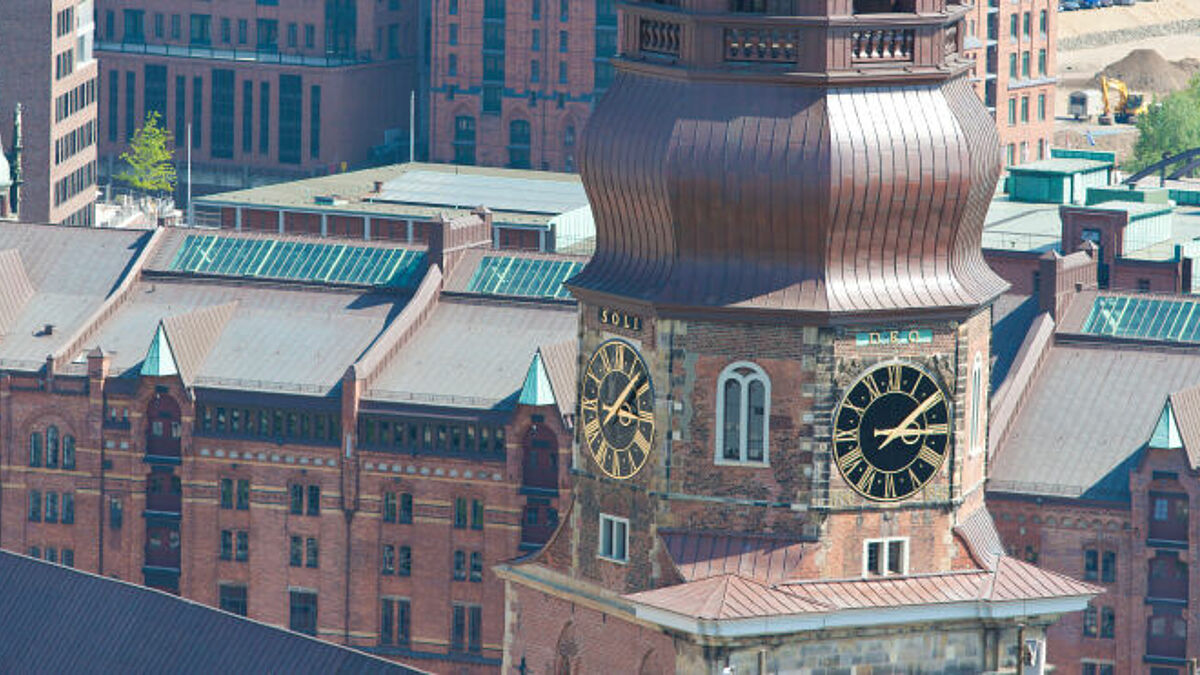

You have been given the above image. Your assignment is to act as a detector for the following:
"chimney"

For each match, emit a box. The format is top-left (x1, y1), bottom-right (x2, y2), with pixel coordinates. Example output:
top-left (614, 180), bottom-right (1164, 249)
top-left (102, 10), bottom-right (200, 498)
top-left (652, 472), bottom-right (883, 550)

top-left (373, 181), bottom-right (384, 193)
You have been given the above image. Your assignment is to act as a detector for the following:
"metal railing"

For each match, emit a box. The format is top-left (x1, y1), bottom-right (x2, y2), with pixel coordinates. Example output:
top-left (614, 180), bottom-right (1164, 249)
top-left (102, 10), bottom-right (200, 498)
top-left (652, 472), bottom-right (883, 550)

top-left (96, 41), bottom-right (375, 67)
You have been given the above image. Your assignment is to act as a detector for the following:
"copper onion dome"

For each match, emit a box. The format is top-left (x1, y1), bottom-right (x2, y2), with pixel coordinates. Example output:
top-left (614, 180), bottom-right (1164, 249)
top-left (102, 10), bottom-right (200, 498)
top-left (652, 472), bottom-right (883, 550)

top-left (569, 0), bottom-right (1008, 320)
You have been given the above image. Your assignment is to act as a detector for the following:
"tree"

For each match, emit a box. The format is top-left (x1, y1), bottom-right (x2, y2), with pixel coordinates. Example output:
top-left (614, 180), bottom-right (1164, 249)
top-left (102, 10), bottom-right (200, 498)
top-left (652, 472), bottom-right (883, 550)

top-left (1129, 76), bottom-right (1200, 174)
top-left (116, 112), bottom-right (176, 195)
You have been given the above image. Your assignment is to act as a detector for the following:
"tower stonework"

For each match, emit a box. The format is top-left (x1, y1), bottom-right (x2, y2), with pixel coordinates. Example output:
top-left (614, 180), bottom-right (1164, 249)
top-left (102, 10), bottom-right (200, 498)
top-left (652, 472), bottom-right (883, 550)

top-left (498, 1), bottom-right (1098, 673)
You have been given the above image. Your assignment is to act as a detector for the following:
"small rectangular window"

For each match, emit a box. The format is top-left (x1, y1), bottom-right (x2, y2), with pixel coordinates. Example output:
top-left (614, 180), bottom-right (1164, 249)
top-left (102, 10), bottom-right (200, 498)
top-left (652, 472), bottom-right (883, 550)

top-left (307, 485), bottom-right (320, 516)
top-left (62, 493), bottom-right (74, 524)
top-left (306, 537), bottom-right (319, 568)
top-left (453, 550), bottom-right (466, 580)
top-left (110, 497), bottom-right (123, 529)
top-left (398, 546), bottom-right (412, 576)
top-left (220, 478), bottom-right (234, 509)
top-left (236, 531), bottom-right (249, 561)
top-left (598, 513), bottom-right (629, 562)
top-left (289, 535), bottom-right (302, 566)
top-left (237, 479), bottom-right (250, 510)
top-left (1084, 549), bottom-right (1099, 580)
top-left (471, 499), bottom-right (484, 530)
top-left (45, 493), bottom-right (58, 523)
top-left (221, 530), bottom-right (233, 560)
top-left (29, 490), bottom-right (41, 521)
top-left (383, 492), bottom-right (397, 522)
top-left (864, 538), bottom-right (907, 577)
top-left (400, 493), bottom-right (413, 524)
top-left (454, 497), bottom-right (468, 528)
top-left (470, 551), bottom-right (483, 582)
top-left (1083, 604), bottom-right (1098, 637)
top-left (220, 584), bottom-right (248, 616)
top-left (382, 544), bottom-right (395, 574)
top-left (1101, 550), bottom-right (1116, 583)
top-left (289, 590), bottom-right (318, 636)
top-left (290, 484), bottom-right (303, 514)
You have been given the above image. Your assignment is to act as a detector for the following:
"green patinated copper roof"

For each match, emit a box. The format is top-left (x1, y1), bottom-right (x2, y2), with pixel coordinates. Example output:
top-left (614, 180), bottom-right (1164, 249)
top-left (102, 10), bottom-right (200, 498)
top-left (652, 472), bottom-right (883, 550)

top-left (168, 234), bottom-right (425, 287)
top-left (140, 323), bottom-right (179, 377)
top-left (518, 351), bottom-right (556, 406)
top-left (1151, 401), bottom-right (1183, 449)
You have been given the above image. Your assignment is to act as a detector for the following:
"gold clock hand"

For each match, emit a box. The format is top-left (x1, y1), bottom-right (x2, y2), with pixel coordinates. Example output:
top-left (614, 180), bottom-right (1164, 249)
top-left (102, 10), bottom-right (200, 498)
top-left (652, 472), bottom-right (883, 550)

top-left (874, 427), bottom-right (942, 438)
top-left (603, 376), bottom-right (640, 425)
top-left (877, 393), bottom-right (942, 449)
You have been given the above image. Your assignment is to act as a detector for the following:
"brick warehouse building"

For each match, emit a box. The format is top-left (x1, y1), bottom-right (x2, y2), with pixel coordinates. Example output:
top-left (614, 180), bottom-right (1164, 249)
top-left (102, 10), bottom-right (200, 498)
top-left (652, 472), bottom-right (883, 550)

top-left (0, 0), bottom-right (99, 226)
top-left (93, 0), bottom-right (418, 194)
top-left (426, 0), bottom-right (614, 171)
top-left (961, 0), bottom-right (1057, 166)
top-left (498, 0), bottom-right (1097, 672)
top-left (0, 210), bottom-right (587, 673)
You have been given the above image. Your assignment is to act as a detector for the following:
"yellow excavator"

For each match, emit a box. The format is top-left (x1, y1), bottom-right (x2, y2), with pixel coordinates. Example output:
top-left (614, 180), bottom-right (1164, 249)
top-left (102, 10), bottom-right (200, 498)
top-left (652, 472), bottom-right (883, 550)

top-left (1098, 76), bottom-right (1149, 125)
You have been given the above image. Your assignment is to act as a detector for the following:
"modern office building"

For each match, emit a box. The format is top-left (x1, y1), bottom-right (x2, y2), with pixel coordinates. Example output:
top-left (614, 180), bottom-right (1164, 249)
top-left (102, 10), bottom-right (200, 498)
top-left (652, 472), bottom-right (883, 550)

top-left (962, 0), bottom-right (1057, 166)
top-left (426, 0), bottom-right (615, 171)
top-left (0, 0), bottom-right (98, 226)
top-left (94, 0), bottom-right (419, 194)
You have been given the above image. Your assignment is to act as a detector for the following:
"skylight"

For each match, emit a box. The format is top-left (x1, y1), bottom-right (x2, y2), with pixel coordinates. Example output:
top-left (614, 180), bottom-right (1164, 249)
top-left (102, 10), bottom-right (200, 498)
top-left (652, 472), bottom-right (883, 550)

top-left (465, 255), bottom-right (582, 299)
top-left (1081, 295), bottom-right (1200, 343)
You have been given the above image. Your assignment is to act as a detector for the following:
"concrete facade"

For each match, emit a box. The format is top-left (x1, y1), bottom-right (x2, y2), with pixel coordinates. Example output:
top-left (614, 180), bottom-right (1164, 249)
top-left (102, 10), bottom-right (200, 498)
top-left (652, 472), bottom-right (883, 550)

top-left (0, 0), bottom-right (98, 225)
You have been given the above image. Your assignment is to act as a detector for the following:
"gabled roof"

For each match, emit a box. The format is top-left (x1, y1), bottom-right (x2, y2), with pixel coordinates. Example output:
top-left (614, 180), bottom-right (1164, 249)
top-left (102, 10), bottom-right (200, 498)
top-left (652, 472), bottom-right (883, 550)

top-left (161, 302), bottom-right (237, 385)
top-left (0, 551), bottom-right (423, 673)
top-left (954, 507), bottom-right (1006, 571)
top-left (140, 323), bottom-right (179, 377)
top-left (1150, 399), bottom-right (1183, 449)
top-left (659, 530), bottom-right (809, 583)
top-left (539, 338), bottom-right (578, 420)
top-left (1166, 385), bottom-right (1200, 467)
top-left (0, 248), bottom-right (35, 336)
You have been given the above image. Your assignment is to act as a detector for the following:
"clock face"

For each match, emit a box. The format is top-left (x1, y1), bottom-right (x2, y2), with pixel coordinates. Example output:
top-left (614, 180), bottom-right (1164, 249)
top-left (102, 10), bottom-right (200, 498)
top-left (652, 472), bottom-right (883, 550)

top-left (832, 362), bottom-right (950, 502)
top-left (579, 339), bottom-right (654, 480)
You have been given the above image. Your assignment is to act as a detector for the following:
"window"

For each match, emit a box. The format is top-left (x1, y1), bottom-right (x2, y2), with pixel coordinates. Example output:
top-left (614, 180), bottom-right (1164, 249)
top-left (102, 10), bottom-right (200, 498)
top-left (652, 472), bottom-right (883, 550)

top-left (221, 478), bottom-right (234, 509)
top-left (1084, 549), bottom-right (1099, 581)
top-left (45, 493), bottom-right (58, 523)
top-left (715, 362), bottom-right (771, 464)
top-left (220, 584), bottom-right (248, 616)
top-left (171, 14), bottom-right (181, 39)
top-left (124, 9), bottom-right (145, 43)
top-left (558, 61), bottom-right (568, 85)
top-left (236, 531), bottom-right (249, 561)
top-left (1021, 51), bottom-right (1030, 78)
top-left (1022, 11), bottom-right (1030, 35)
top-left (211, 68), bottom-right (235, 159)
top-left (62, 549), bottom-right (74, 567)
top-left (110, 497), bottom-right (123, 529)
top-left (238, 19), bottom-right (248, 44)
top-left (450, 0), bottom-right (459, 14)
top-left (1083, 604), bottom-right (1098, 637)
top-left (453, 550), bottom-right (467, 580)
top-left (1039, 9), bottom-right (1047, 34)
top-left (257, 19), bottom-right (278, 50)
top-left (278, 74), bottom-right (302, 164)
top-left (532, 29), bottom-right (541, 52)
top-left (237, 479), bottom-right (250, 510)
top-left (306, 537), bottom-right (319, 568)
top-left (1007, 97), bottom-right (1016, 126)
top-left (449, 54), bottom-right (458, 77)
top-left (259, 81), bottom-right (270, 155)
top-left (290, 484), bottom-right (304, 514)
top-left (1008, 53), bottom-right (1017, 78)
top-left (864, 538), bottom-right (908, 576)
top-left (190, 14), bottom-right (212, 45)
top-left (598, 513), bottom-right (629, 563)
top-left (1082, 664), bottom-right (1115, 675)
top-left (290, 536), bottom-right (302, 566)
top-left (483, 85), bottom-right (502, 115)
top-left (398, 545), bottom-right (412, 576)
top-left (62, 493), bottom-right (74, 524)
top-left (561, 0), bottom-right (570, 21)
top-left (1021, 96), bottom-right (1029, 123)
top-left (29, 490), bottom-right (41, 522)
top-left (451, 604), bottom-right (482, 654)
top-left (307, 485), bottom-right (320, 516)
top-left (1038, 49), bottom-right (1046, 76)
top-left (221, 530), bottom-right (233, 560)
top-left (470, 552), bottom-right (483, 582)
top-left (1101, 550), bottom-right (1116, 583)
top-left (969, 354), bottom-right (983, 454)
top-left (472, 499), bottom-right (485, 530)
top-left (448, 23), bottom-right (458, 46)
top-left (1037, 94), bottom-right (1046, 121)
top-left (1154, 497), bottom-right (1169, 521)
top-left (382, 545), bottom-right (395, 574)
top-left (1100, 607), bottom-right (1115, 638)
top-left (1009, 13), bottom-right (1017, 39)
top-left (383, 492), bottom-right (397, 522)
top-left (287, 23), bottom-right (297, 48)
top-left (289, 590), bottom-right (318, 635)
top-left (221, 17), bottom-right (231, 43)
top-left (191, 76), bottom-right (202, 148)
top-left (310, 85), bottom-right (321, 159)
top-left (454, 497), bottom-right (468, 528)
top-left (46, 427), bottom-right (59, 468)
top-left (63, 435), bottom-right (75, 470)
top-left (400, 493), bottom-right (413, 523)
top-left (305, 24), bottom-right (315, 49)
top-left (29, 432), bottom-right (42, 467)
top-left (559, 30), bottom-right (568, 53)
top-left (380, 598), bottom-right (411, 646)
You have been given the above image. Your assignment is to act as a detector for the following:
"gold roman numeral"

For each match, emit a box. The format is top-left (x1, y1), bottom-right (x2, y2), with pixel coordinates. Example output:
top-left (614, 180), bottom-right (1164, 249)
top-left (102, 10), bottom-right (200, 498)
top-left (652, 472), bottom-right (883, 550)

top-left (612, 344), bottom-right (625, 373)
top-left (917, 445), bottom-right (943, 467)
top-left (597, 347), bottom-right (611, 372)
top-left (923, 423), bottom-right (949, 436)
top-left (863, 375), bottom-right (883, 401)
top-left (584, 418), bottom-right (601, 445)
top-left (637, 409), bottom-right (654, 424)
top-left (837, 447), bottom-right (864, 474)
top-left (856, 465), bottom-right (877, 493)
top-left (840, 400), bottom-right (865, 415)
top-left (888, 365), bottom-right (902, 392)
top-left (883, 473), bottom-right (897, 499)
top-left (581, 397), bottom-right (598, 414)
top-left (834, 428), bottom-right (857, 443)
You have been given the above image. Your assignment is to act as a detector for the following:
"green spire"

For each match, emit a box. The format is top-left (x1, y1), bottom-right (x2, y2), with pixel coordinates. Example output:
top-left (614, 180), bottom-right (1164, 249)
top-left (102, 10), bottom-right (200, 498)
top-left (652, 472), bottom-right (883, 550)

top-left (140, 322), bottom-right (179, 377)
top-left (1150, 400), bottom-right (1182, 449)
top-left (519, 351), bottom-right (555, 406)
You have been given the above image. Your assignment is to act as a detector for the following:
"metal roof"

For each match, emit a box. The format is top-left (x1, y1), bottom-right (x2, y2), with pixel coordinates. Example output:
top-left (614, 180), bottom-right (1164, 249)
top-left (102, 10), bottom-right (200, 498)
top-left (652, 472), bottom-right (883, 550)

top-left (1008, 158), bottom-right (1112, 175)
top-left (375, 170), bottom-right (588, 215)
top-left (366, 298), bottom-right (576, 409)
top-left (168, 233), bottom-right (426, 288)
top-left (0, 551), bottom-right (421, 673)
top-left (989, 343), bottom-right (1200, 501)
top-left (660, 530), bottom-right (810, 584)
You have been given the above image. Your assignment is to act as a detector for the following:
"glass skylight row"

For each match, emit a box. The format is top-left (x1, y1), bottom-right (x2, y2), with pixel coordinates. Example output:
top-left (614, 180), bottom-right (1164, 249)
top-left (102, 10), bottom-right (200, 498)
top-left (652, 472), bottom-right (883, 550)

top-left (1082, 295), bottom-right (1200, 343)
top-left (168, 235), bottom-right (425, 287)
top-left (465, 255), bottom-right (582, 299)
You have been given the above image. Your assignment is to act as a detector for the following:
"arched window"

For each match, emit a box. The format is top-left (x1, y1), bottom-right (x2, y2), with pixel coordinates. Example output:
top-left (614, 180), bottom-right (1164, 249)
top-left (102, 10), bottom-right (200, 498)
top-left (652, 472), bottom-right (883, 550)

top-left (969, 353), bottom-right (983, 455)
top-left (29, 432), bottom-right (42, 467)
top-left (563, 123), bottom-right (576, 147)
top-left (715, 361), bottom-right (770, 465)
top-left (63, 435), bottom-right (76, 470)
top-left (453, 115), bottom-right (476, 165)
top-left (46, 425), bottom-right (60, 468)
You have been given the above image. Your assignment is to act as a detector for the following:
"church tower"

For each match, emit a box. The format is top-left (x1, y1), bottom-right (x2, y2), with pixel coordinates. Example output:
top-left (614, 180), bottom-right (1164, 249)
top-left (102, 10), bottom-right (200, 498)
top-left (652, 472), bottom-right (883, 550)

top-left (498, 1), bottom-right (1099, 672)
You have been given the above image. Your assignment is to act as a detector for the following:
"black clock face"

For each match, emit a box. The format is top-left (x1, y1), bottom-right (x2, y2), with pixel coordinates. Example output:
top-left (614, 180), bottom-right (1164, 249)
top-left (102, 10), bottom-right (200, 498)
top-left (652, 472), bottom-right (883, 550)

top-left (832, 362), bottom-right (950, 502)
top-left (579, 339), bottom-right (654, 480)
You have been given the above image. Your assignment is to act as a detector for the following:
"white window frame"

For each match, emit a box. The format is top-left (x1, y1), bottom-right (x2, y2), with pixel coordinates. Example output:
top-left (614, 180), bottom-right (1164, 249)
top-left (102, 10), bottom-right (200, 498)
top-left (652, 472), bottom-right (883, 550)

top-left (714, 361), bottom-right (771, 466)
top-left (862, 537), bottom-right (909, 577)
top-left (597, 513), bottom-right (629, 564)
top-left (969, 352), bottom-right (984, 456)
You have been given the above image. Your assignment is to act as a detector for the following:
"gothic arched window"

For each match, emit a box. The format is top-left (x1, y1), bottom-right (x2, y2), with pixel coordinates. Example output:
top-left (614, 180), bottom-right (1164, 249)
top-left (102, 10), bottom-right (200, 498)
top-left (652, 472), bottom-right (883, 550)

top-left (46, 425), bottom-right (60, 468)
top-left (715, 361), bottom-right (770, 465)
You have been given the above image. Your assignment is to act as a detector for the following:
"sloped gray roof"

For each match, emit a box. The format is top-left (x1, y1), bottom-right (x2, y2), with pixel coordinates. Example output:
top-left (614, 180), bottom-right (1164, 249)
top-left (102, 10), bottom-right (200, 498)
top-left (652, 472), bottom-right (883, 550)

top-left (990, 342), bottom-right (1200, 501)
top-left (0, 551), bottom-right (422, 674)
top-left (366, 298), bottom-right (577, 409)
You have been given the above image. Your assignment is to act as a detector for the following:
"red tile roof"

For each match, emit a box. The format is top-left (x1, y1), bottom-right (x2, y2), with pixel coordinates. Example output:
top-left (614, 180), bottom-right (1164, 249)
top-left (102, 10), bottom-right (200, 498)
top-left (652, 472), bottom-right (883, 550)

top-left (659, 530), bottom-right (810, 583)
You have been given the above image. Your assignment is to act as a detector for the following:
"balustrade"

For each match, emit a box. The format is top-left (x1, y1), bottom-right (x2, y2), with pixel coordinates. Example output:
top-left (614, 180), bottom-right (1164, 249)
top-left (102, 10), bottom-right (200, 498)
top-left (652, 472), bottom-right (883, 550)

top-left (850, 28), bottom-right (915, 63)
top-left (640, 18), bottom-right (681, 57)
top-left (724, 27), bottom-right (800, 63)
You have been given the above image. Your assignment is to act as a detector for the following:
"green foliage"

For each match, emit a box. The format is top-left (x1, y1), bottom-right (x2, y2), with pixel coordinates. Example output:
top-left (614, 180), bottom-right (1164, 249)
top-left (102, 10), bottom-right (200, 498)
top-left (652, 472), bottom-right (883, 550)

top-left (1130, 76), bottom-right (1200, 174)
top-left (116, 112), bottom-right (176, 195)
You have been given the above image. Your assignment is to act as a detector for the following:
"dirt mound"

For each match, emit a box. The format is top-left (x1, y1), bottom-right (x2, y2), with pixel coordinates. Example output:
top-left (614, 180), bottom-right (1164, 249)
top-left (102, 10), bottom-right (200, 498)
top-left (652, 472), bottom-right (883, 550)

top-left (1091, 48), bottom-right (1193, 93)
